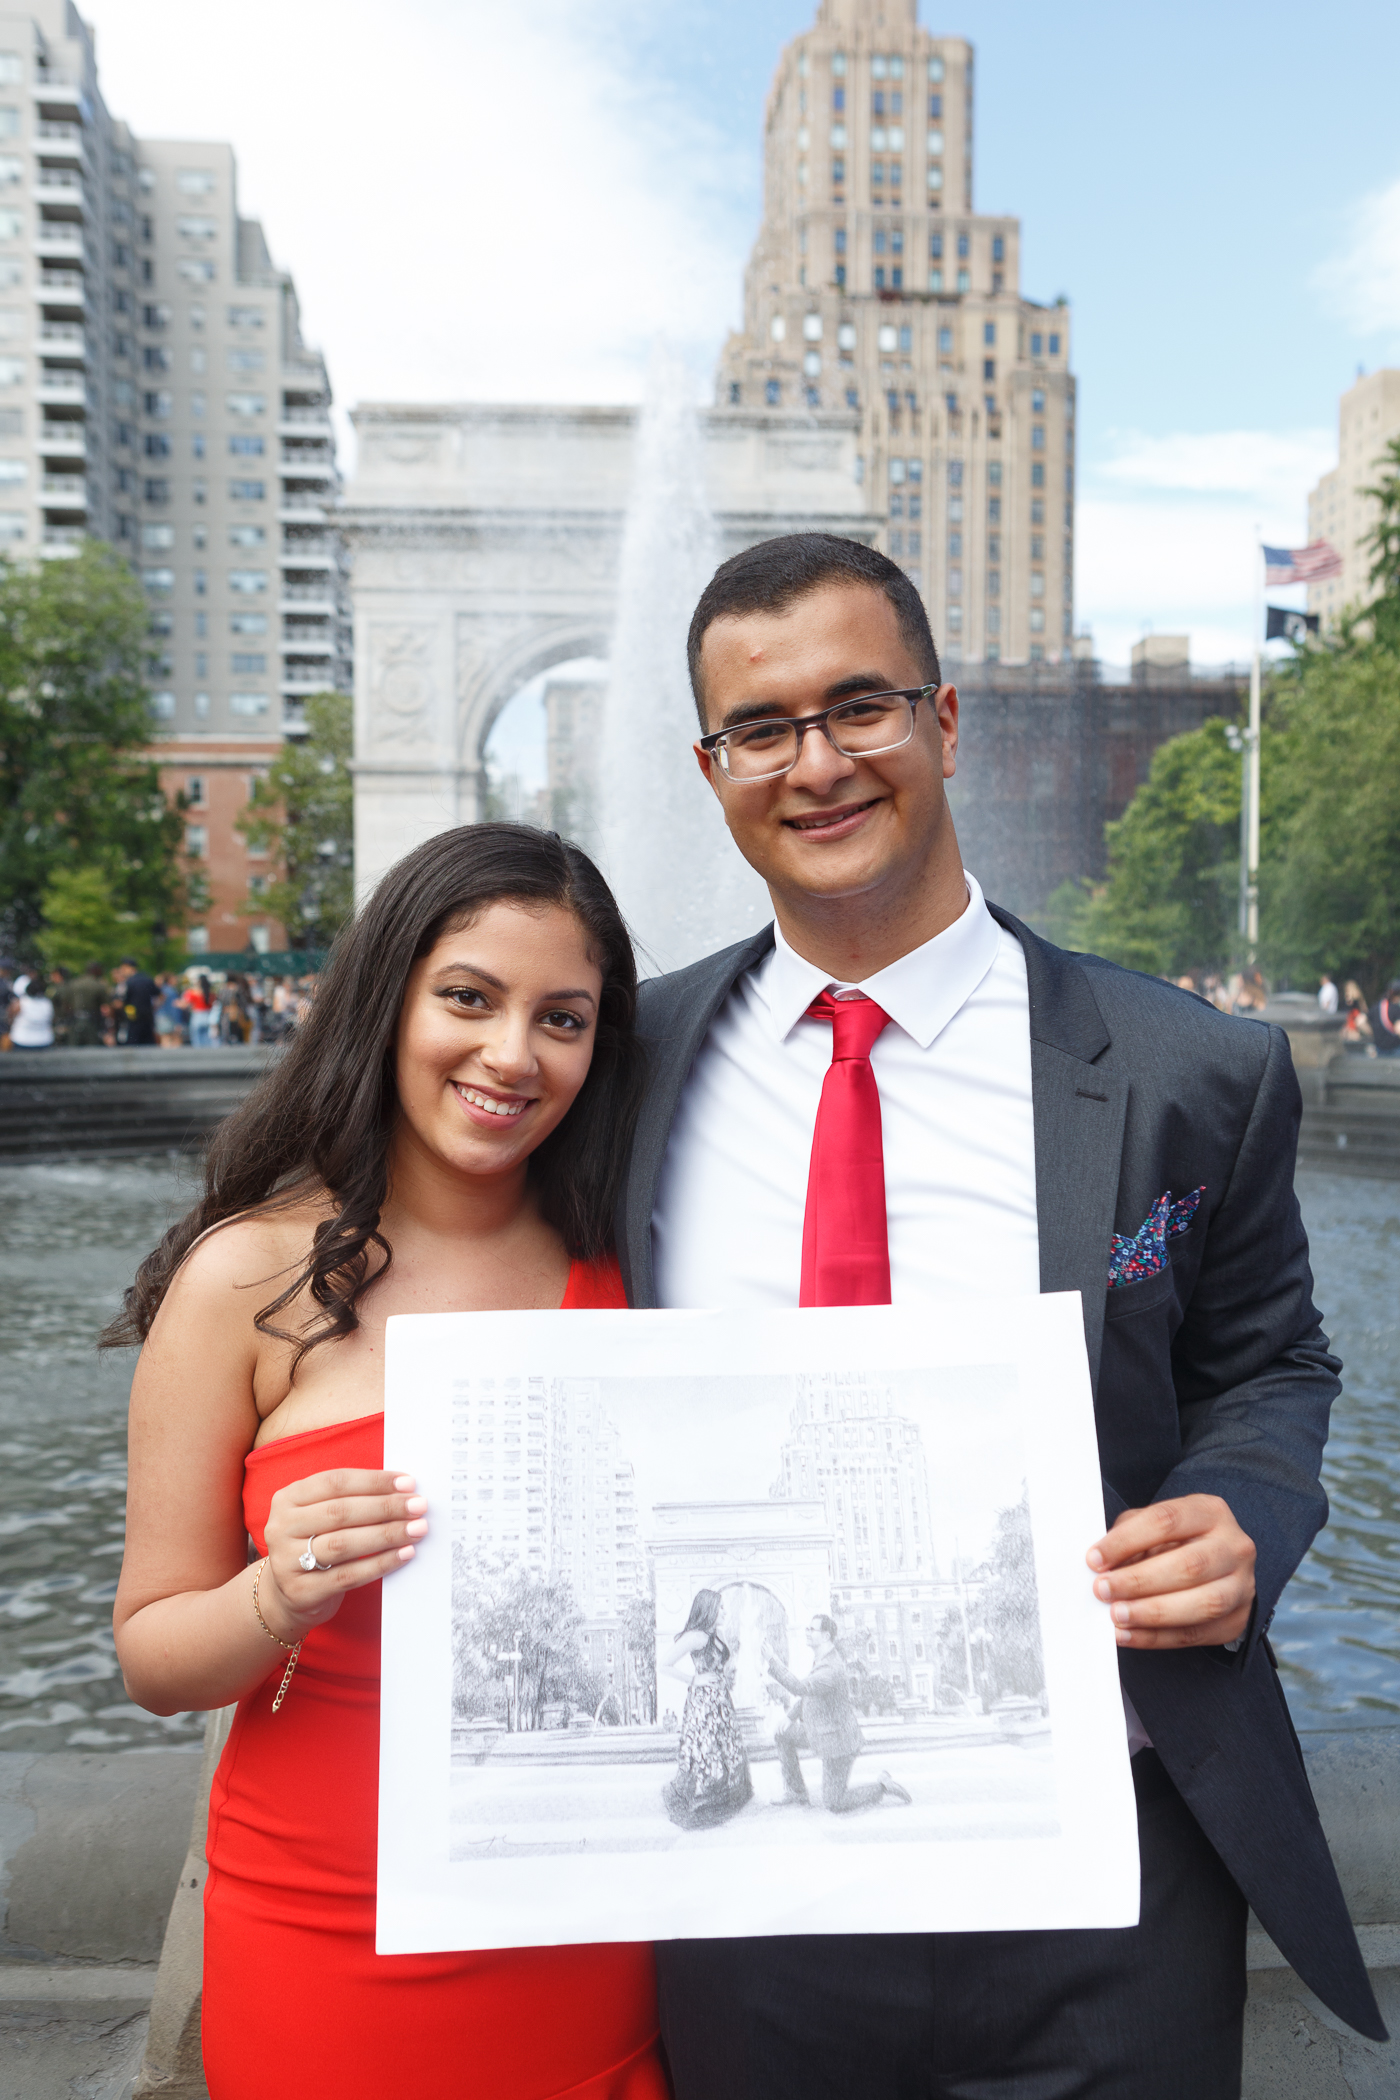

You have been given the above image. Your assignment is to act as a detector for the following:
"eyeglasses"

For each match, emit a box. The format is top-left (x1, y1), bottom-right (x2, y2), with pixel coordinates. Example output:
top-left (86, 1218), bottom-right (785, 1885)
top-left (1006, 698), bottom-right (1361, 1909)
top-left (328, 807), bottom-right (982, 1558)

top-left (699, 686), bottom-right (935, 783)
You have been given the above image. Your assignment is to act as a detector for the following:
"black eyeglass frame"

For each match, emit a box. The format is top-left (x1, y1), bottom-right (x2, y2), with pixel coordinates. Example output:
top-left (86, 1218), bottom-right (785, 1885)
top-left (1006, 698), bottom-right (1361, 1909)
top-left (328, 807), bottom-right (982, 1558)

top-left (698, 685), bottom-right (938, 783)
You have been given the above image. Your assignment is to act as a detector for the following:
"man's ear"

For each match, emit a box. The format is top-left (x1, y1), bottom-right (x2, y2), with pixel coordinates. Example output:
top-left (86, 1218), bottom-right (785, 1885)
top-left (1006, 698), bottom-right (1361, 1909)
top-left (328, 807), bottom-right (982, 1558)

top-left (694, 743), bottom-right (724, 800)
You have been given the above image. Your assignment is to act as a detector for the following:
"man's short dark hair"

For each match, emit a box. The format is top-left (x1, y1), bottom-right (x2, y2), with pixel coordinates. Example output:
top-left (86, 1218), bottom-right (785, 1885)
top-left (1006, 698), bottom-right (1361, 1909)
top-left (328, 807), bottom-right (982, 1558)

top-left (811, 1613), bottom-right (838, 1638)
top-left (687, 532), bottom-right (941, 728)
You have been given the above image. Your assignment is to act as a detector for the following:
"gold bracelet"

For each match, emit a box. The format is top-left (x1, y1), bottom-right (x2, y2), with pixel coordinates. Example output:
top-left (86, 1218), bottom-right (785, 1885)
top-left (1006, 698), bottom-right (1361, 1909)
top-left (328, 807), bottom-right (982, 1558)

top-left (252, 1557), bottom-right (303, 1713)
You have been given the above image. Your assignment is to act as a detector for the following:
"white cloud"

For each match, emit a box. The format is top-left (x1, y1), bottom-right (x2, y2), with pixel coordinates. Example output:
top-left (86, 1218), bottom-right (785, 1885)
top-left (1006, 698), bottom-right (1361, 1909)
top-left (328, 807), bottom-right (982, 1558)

top-left (1313, 176), bottom-right (1400, 340)
top-left (80, 0), bottom-right (752, 438)
top-left (1077, 428), bottom-right (1336, 666)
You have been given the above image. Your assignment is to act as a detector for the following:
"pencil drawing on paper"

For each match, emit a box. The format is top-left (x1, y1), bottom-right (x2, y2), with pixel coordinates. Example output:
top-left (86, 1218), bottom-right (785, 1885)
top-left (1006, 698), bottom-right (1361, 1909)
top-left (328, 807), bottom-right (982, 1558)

top-left (447, 1364), bottom-right (1055, 1863)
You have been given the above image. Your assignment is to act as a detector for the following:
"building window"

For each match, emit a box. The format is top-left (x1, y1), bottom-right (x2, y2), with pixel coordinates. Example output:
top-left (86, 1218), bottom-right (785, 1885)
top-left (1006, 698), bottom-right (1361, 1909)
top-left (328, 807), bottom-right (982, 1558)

top-left (1032, 388), bottom-right (1046, 412)
top-left (928, 268), bottom-right (942, 291)
top-left (874, 230), bottom-right (887, 255)
top-left (230, 612), bottom-right (267, 634)
top-left (765, 379), bottom-right (780, 406)
top-left (1031, 331), bottom-right (1043, 356)
top-left (1049, 333), bottom-right (1060, 355)
top-left (930, 232), bottom-right (944, 260)
top-left (232, 653), bottom-right (267, 674)
top-left (185, 776), bottom-right (206, 806)
top-left (873, 267), bottom-right (885, 289)
top-left (1032, 462), bottom-right (1045, 488)
top-left (988, 460), bottom-right (1003, 486)
top-left (832, 86), bottom-right (845, 112)
top-left (1032, 425), bottom-right (1045, 449)
top-left (230, 692), bottom-right (269, 716)
top-left (948, 459), bottom-right (963, 486)
top-left (891, 267), bottom-right (902, 289)
top-left (834, 227), bottom-right (847, 255)
top-left (992, 235), bottom-right (1004, 262)
top-left (1031, 534), bottom-right (1044, 561)
top-left (143, 478), bottom-right (169, 504)
top-left (889, 528), bottom-right (904, 557)
top-left (907, 530), bottom-right (922, 558)
top-left (805, 385), bottom-right (819, 408)
top-left (226, 392), bottom-right (265, 418)
top-left (871, 160), bottom-right (884, 188)
top-left (228, 523), bottom-right (266, 546)
top-left (1030, 572), bottom-right (1045, 597)
top-left (185, 824), bottom-right (208, 857)
top-left (728, 380), bottom-right (740, 405)
top-left (987, 569), bottom-right (1000, 597)
top-left (890, 161), bottom-right (903, 190)
top-left (845, 386), bottom-right (858, 409)
top-left (1029, 608), bottom-right (1046, 632)
top-left (229, 568), bottom-right (268, 593)
top-left (956, 268), bottom-right (970, 292)
top-left (835, 264), bottom-right (846, 288)
top-left (899, 323), bottom-right (912, 350)
top-left (983, 358), bottom-right (995, 381)
top-left (229, 479), bottom-right (265, 500)
top-left (229, 434), bottom-right (265, 456)
top-left (832, 157), bottom-right (845, 185)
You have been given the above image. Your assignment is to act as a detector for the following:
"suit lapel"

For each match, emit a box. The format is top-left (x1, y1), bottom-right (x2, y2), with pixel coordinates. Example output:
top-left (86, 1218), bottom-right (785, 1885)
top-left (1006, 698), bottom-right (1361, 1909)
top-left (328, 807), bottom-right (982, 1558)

top-left (988, 905), bottom-right (1127, 1393)
top-left (619, 927), bottom-right (776, 1308)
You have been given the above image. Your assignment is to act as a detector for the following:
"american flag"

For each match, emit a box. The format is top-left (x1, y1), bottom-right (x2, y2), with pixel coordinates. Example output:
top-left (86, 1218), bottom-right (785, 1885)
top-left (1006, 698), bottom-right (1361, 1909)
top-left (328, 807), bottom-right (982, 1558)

top-left (1263, 541), bottom-right (1343, 585)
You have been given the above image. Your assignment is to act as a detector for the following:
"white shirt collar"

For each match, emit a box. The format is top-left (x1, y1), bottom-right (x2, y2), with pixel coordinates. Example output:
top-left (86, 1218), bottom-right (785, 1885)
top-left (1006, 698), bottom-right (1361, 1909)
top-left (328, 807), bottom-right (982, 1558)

top-left (757, 871), bottom-right (1003, 1051)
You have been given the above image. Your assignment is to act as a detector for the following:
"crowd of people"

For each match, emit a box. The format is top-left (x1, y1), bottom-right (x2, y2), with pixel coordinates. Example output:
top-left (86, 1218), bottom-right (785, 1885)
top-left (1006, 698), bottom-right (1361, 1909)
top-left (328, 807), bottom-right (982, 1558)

top-left (0, 960), bottom-right (317, 1050)
top-left (1163, 965), bottom-right (1400, 1054)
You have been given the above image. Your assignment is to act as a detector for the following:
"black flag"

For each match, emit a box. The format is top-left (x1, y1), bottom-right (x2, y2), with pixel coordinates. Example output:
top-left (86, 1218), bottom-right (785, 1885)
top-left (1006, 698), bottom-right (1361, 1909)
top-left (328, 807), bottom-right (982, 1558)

top-left (1266, 605), bottom-right (1319, 643)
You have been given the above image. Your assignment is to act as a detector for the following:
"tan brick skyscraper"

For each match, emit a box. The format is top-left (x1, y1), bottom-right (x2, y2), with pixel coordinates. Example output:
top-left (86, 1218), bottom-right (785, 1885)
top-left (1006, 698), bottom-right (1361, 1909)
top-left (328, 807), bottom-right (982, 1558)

top-left (717, 0), bottom-right (1076, 666)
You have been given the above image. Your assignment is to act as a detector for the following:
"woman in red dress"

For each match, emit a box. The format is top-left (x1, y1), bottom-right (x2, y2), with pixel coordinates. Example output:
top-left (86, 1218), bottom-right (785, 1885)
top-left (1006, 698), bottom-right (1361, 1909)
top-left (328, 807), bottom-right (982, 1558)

top-left (110, 825), bottom-right (665, 2100)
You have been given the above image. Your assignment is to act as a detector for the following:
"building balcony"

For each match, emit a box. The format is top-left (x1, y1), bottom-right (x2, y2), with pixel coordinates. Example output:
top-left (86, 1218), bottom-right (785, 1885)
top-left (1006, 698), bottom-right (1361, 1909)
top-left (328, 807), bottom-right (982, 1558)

top-left (34, 172), bottom-right (85, 209)
top-left (283, 637), bottom-right (334, 659)
top-left (277, 412), bottom-right (332, 438)
top-left (32, 76), bottom-right (84, 118)
top-left (280, 541), bottom-right (336, 569)
top-left (34, 224), bottom-right (83, 261)
top-left (37, 375), bottom-right (84, 407)
top-left (36, 270), bottom-right (83, 313)
top-left (278, 585), bottom-right (336, 612)
top-left (39, 525), bottom-right (83, 556)
top-left (278, 502), bottom-right (329, 527)
top-left (281, 673), bottom-right (336, 697)
top-left (39, 324), bottom-right (85, 359)
top-left (39, 422), bottom-right (84, 457)
top-left (41, 476), bottom-right (86, 509)
top-left (35, 119), bottom-right (85, 156)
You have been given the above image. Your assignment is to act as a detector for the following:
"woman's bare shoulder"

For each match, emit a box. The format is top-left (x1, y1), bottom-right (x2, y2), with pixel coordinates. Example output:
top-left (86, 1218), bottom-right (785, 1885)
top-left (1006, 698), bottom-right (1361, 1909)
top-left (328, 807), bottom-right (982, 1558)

top-left (158, 1193), bottom-right (332, 1317)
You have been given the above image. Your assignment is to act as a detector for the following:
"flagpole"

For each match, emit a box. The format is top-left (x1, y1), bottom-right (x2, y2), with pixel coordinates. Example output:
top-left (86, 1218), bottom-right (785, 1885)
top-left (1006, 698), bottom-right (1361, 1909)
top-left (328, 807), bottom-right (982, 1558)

top-left (1245, 528), bottom-right (1262, 968)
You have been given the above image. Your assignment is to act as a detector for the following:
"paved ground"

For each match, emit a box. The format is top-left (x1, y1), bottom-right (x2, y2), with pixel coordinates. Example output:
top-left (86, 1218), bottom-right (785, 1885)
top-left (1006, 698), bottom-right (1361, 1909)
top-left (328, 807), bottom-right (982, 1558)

top-left (452, 1737), bottom-right (1059, 1858)
top-left (0, 1967), bottom-right (154, 2100)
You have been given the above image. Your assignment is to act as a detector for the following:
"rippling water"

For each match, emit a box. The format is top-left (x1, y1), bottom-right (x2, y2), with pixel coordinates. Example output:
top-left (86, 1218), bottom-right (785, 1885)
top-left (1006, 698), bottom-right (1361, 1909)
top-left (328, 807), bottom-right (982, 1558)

top-left (0, 1157), bottom-right (1394, 1752)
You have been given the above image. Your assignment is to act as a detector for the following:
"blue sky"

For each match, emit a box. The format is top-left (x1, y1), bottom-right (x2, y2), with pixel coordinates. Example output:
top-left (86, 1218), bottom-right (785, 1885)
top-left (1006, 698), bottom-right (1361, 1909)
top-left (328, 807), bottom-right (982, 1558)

top-left (84, 0), bottom-right (1400, 663)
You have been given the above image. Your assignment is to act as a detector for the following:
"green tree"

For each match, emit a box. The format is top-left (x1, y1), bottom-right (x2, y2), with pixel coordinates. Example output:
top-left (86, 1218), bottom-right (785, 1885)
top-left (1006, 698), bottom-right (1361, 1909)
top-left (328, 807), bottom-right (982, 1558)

top-left (0, 542), bottom-right (187, 956)
top-left (1360, 435), bottom-right (1400, 653)
top-left (37, 866), bottom-right (131, 975)
top-left (1262, 642), bottom-right (1400, 995)
top-left (623, 1587), bottom-right (657, 1723)
top-left (980, 1492), bottom-right (1046, 1704)
top-left (236, 690), bottom-right (352, 947)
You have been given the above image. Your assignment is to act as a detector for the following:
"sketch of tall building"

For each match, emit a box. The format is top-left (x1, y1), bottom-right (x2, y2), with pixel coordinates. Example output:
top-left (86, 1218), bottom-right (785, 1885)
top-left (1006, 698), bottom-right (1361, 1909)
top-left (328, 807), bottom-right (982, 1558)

top-left (775, 1367), bottom-right (943, 1705)
top-left (549, 1378), bottom-right (645, 1622)
top-left (451, 1372), bottom-right (644, 1699)
top-left (449, 1373), bottom-right (552, 1579)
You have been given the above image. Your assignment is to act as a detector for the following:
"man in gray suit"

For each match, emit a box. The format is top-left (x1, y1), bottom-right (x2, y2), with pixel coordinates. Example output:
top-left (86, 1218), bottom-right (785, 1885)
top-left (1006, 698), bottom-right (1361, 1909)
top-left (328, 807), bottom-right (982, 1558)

top-left (617, 534), bottom-right (1383, 2096)
top-left (762, 1614), bottom-right (911, 1813)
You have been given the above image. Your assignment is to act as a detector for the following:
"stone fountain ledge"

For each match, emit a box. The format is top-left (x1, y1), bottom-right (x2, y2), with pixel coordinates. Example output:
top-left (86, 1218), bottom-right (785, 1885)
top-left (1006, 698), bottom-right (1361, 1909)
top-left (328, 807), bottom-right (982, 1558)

top-left (1, 1725), bottom-right (1397, 2098)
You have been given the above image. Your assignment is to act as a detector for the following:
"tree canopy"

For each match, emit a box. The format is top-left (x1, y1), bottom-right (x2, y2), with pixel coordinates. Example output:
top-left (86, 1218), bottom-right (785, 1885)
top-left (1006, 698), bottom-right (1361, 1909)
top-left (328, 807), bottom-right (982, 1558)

top-left (236, 690), bottom-right (352, 949)
top-left (1048, 442), bottom-right (1400, 994)
top-left (0, 543), bottom-right (187, 960)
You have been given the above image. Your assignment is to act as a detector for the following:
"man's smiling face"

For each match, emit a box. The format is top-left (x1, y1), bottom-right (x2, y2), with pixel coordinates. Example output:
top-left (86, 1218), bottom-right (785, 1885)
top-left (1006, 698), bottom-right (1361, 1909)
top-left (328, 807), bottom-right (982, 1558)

top-left (693, 580), bottom-right (959, 916)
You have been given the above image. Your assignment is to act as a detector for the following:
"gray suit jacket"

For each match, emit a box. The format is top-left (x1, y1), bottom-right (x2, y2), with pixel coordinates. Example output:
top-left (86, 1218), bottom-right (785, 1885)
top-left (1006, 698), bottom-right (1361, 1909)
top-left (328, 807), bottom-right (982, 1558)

top-left (616, 904), bottom-right (1383, 2040)
top-left (768, 1649), bottom-right (865, 1760)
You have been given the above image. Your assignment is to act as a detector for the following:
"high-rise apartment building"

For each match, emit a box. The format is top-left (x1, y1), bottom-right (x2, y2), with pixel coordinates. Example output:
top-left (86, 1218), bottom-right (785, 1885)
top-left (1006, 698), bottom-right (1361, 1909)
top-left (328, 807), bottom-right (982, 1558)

top-left (717, 0), bottom-right (1075, 666)
top-left (775, 1368), bottom-right (942, 1703)
top-left (1306, 368), bottom-right (1400, 632)
top-left (0, 2), bottom-right (348, 955)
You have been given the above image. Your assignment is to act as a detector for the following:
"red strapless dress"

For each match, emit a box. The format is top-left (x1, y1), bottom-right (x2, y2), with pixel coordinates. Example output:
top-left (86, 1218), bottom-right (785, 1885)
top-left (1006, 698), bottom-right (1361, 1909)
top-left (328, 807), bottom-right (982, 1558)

top-left (203, 1254), bottom-right (667, 2100)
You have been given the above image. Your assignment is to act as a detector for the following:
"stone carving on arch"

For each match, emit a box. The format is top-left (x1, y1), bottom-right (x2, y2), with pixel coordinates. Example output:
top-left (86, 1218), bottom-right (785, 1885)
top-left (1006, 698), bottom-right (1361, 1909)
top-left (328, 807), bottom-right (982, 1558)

top-left (365, 620), bottom-right (443, 750)
top-left (456, 614), bottom-right (611, 774)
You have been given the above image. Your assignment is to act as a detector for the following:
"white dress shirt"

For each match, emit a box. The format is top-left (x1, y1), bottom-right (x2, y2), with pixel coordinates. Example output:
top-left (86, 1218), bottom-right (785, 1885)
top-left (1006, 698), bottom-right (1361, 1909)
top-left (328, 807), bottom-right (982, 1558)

top-left (652, 872), bottom-right (1040, 1310)
top-left (651, 871), bottom-right (1150, 1756)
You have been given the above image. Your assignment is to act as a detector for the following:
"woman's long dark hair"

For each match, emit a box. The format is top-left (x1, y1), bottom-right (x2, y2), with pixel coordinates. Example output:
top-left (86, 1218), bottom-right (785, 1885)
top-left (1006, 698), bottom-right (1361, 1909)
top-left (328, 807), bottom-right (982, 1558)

top-left (102, 824), bottom-right (643, 1362)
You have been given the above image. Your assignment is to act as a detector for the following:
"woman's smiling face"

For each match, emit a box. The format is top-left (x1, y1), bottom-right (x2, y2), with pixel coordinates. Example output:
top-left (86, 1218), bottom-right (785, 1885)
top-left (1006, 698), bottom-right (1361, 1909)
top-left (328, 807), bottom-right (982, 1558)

top-left (393, 900), bottom-right (603, 1183)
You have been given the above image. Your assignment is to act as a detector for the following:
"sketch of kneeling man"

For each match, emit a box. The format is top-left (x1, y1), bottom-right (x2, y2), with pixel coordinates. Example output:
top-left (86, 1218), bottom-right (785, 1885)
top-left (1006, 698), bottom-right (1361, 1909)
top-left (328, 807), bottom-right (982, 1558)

top-left (765, 1615), bottom-right (913, 1814)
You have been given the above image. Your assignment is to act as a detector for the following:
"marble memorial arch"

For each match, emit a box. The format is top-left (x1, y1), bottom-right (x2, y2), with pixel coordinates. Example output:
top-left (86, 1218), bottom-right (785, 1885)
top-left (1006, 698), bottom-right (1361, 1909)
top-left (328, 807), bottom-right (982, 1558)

top-left (340, 403), bottom-right (875, 890)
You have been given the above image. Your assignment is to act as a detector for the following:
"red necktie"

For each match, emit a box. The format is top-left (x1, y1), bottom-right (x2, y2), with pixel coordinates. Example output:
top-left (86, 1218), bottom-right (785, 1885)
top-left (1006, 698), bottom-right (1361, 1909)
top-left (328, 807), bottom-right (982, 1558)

top-left (799, 991), bottom-right (893, 1307)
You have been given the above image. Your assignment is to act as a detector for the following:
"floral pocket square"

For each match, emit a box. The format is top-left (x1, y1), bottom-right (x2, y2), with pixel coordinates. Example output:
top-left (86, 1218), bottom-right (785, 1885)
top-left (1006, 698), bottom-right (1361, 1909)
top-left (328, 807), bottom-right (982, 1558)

top-left (1107, 1186), bottom-right (1204, 1289)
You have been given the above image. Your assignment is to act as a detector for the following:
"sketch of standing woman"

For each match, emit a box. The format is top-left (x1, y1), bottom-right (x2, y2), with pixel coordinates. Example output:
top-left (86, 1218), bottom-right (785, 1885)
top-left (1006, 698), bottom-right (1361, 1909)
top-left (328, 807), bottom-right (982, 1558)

top-left (660, 1588), bottom-right (753, 1830)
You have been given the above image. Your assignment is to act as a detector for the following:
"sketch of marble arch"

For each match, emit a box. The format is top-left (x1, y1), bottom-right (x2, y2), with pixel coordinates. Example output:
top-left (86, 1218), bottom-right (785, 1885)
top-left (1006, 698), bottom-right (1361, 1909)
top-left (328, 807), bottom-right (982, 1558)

top-left (649, 1499), bottom-right (834, 1718)
top-left (340, 403), bottom-right (877, 893)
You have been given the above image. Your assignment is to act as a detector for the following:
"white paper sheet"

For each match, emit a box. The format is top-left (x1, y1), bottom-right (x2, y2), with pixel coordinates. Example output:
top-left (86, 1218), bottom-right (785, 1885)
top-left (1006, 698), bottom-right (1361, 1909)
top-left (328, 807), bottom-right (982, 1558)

top-left (378, 1294), bottom-right (1139, 1952)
